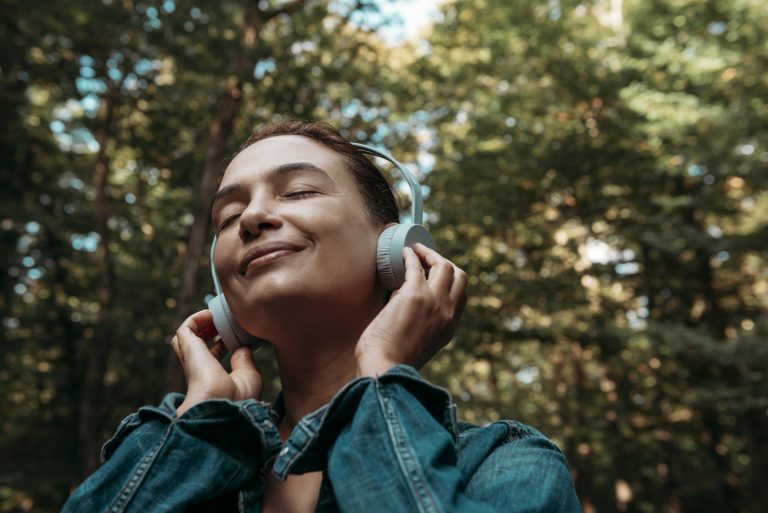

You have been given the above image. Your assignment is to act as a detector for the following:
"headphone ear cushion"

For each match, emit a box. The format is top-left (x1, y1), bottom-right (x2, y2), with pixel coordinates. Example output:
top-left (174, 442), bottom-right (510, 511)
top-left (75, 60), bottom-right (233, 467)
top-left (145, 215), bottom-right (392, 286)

top-left (207, 294), bottom-right (264, 353)
top-left (377, 223), bottom-right (435, 290)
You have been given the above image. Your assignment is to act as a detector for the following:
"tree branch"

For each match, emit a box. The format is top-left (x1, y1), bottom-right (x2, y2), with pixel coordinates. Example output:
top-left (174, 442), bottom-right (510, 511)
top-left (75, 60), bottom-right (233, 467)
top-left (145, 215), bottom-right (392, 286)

top-left (263, 0), bottom-right (309, 22)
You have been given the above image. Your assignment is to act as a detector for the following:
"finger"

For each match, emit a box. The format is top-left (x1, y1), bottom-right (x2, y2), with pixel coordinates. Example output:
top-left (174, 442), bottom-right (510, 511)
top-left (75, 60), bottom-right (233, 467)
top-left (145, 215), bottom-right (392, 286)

top-left (182, 309), bottom-right (215, 337)
top-left (415, 243), bottom-right (468, 299)
top-left (209, 339), bottom-right (227, 361)
top-left (413, 243), bottom-right (456, 295)
top-left (176, 324), bottom-right (218, 367)
top-left (230, 346), bottom-right (257, 372)
top-left (428, 261), bottom-right (454, 296)
top-left (426, 261), bottom-right (455, 295)
top-left (412, 242), bottom-right (441, 264)
top-left (452, 289), bottom-right (468, 322)
top-left (402, 246), bottom-right (426, 285)
top-left (172, 310), bottom-right (219, 366)
top-left (230, 347), bottom-right (262, 400)
top-left (170, 334), bottom-right (183, 363)
top-left (449, 267), bottom-right (469, 305)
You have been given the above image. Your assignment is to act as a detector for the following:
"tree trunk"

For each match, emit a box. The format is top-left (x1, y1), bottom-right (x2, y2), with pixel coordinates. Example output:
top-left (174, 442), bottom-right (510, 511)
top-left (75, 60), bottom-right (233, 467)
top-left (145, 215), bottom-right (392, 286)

top-left (568, 342), bottom-right (597, 513)
top-left (694, 246), bottom-right (744, 509)
top-left (602, 360), bottom-right (636, 513)
top-left (551, 341), bottom-right (597, 513)
top-left (19, 138), bottom-right (85, 491)
top-left (78, 85), bottom-right (119, 476)
top-left (741, 409), bottom-right (768, 512)
top-left (50, 230), bottom-right (84, 490)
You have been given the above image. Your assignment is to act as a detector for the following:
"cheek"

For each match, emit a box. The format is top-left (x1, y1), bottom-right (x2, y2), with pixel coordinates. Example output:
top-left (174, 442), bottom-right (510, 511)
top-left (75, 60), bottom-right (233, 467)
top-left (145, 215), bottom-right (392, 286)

top-left (316, 221), bottom-right (379, 285)
top-left (213, 235), bottom-right (239, 286)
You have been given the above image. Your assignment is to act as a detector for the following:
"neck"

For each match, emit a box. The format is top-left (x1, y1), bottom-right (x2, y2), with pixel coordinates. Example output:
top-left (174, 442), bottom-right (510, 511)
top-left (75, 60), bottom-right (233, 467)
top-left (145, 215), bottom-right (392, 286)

top-left (275, 343), bottom-right (358, 438)
top-left (267, 301), bottom-right (381, 438)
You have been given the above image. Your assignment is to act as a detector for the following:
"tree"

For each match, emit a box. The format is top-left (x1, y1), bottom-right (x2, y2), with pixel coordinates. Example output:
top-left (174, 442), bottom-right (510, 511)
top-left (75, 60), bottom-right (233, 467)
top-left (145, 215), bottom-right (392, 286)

top-left (402, 0), bottom-right (768, 511)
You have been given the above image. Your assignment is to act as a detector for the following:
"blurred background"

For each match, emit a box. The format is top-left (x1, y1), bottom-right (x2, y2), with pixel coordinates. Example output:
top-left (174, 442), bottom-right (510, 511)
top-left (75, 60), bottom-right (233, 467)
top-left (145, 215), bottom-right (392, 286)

top-left (1, 0), bottom-right (767, 511)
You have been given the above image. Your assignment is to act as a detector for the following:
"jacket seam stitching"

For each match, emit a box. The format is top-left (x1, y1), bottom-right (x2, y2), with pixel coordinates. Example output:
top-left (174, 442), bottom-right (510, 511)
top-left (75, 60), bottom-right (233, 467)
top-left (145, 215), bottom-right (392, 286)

top-left (376, 381), bottom-right (442, 513)
top-left (498, 420), bottom-right (566, 457)
top-left (106, 423), bottom-right (172, 513)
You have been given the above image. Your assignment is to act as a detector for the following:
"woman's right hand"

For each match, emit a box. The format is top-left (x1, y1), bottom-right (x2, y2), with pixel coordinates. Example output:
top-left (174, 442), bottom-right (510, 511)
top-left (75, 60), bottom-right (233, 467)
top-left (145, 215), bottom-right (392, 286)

top-left (170, 309), bottom-right (263, 417)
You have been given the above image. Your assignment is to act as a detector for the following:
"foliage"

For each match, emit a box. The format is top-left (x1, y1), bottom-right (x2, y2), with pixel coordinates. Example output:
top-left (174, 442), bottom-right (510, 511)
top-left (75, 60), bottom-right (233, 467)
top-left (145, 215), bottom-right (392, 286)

top-left (0, 0), bottom-right (766, 511)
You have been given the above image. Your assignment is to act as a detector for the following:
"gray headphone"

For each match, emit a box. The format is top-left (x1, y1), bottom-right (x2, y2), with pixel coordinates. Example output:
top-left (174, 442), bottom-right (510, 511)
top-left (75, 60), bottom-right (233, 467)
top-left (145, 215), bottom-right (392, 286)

top-left (206, 143), bottom-right (435, 353)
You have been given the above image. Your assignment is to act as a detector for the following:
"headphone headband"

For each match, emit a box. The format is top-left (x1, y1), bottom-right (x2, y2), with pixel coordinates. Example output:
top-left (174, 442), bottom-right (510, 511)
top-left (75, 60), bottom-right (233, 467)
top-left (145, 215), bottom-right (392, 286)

top-left (351, 143), bottom-right (424, 225)
top-left (211, 237), bottom-right (222, 295)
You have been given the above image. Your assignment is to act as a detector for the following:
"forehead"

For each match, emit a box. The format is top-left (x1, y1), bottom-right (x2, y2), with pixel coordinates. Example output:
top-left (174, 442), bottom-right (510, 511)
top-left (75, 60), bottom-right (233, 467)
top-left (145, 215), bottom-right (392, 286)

top-left (221, 135), bottom-right (351, 188)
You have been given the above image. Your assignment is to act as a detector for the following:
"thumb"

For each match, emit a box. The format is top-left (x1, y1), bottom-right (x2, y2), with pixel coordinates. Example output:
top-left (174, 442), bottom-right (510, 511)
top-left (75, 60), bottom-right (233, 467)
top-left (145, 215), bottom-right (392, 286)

top-left (230, 346), bottom-right (257, 372)
top-left (230, 347), bottom-right (262, 401)
top-left (402, 246), bottom-right (426, 285)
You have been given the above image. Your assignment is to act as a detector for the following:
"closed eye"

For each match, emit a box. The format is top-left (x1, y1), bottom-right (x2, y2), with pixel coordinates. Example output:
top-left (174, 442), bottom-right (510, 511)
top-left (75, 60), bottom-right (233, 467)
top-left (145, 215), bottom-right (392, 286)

top-left (282, 190), bottom-right (320, 199)
top-left (217, 213), bottom-right (241, 232)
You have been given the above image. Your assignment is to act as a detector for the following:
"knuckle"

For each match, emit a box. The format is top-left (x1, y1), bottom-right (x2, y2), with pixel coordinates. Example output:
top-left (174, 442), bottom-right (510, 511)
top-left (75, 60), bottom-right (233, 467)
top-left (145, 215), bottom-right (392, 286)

top-left (406, 289), bottom-right (428, 307)
top-left (411, 291), bottom-right (427, 305)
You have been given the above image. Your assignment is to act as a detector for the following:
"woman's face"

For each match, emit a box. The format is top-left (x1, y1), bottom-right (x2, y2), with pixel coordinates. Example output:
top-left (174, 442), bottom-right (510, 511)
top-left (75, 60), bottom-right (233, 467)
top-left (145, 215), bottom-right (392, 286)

top-left (211, 135), bottom-right (384, 337)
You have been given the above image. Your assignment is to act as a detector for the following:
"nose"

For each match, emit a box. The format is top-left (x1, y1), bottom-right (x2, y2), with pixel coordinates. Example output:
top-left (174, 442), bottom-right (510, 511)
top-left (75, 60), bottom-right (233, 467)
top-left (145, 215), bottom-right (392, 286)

top-left (238, 200), bottom-right (283, 241)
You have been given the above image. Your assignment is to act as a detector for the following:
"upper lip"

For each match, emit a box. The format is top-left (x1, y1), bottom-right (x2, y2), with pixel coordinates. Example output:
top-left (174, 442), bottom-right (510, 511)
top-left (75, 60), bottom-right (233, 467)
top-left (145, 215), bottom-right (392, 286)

top-left (239, 241), bottom-right (303, 275)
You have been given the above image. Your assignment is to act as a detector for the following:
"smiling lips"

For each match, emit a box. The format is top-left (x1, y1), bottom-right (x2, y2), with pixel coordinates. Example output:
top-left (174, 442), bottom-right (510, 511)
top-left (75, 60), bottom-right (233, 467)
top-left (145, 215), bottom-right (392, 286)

top-left (239, 242), bottom-right (303, 275)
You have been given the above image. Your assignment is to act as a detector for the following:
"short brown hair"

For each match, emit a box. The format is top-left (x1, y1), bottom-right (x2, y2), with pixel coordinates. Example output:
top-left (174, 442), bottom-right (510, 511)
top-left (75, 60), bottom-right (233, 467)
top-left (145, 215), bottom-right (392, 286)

top-left (237, 120), bottom-right (399, 226)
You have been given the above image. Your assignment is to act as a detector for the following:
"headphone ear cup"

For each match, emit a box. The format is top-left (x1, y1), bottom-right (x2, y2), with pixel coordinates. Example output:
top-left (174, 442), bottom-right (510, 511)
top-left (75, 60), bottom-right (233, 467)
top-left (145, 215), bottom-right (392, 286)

top-left (207, 293), bottom-right (264, 353)
top-left (377, 223), bottom-right (435, 290)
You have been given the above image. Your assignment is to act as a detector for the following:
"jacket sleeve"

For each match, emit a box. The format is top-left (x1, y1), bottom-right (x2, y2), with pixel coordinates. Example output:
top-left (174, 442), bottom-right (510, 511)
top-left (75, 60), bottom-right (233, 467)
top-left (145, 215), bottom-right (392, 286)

top-left (61, 393), bottom-right (282, 513)
top-left (301, 366), bottom-right (581, 513)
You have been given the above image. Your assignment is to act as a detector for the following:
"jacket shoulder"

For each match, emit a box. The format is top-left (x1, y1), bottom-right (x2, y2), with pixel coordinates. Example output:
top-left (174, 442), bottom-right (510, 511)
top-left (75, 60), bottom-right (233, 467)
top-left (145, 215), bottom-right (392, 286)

top-left (457, 419), bottom-right (559, 445)
top-left (455, 419), bottom-right (567, 476)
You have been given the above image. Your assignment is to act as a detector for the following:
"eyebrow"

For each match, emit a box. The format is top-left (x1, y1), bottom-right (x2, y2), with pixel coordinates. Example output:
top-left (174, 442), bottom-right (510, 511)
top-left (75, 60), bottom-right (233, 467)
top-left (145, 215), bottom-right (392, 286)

top-left (211, 162), bottom-right (333, 211)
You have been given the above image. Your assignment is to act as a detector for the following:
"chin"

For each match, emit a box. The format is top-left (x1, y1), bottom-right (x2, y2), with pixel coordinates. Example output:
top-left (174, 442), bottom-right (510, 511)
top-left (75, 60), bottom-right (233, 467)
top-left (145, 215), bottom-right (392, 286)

top-left (233, 277), bottom-right (380, 336)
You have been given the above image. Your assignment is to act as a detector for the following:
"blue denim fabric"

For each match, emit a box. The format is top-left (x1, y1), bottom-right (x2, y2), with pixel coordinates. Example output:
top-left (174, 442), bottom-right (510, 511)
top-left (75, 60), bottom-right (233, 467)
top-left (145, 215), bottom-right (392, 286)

top-left (62, 365), bottom-right (581, 512)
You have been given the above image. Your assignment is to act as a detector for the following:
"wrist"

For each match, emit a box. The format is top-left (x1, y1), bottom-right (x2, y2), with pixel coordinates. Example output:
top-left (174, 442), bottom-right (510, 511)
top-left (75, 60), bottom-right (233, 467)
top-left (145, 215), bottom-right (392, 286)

top-left (176, 391), bottom-right (213, 417)
top-left (355, 355), bottom-right (398, 378)
top-left (176, 398), bottom-right (197, 418)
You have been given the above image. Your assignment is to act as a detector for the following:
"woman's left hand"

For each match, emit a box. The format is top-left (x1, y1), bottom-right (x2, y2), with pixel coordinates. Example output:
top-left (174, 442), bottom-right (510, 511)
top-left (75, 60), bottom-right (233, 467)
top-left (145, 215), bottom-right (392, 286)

top-left (355, 243), bottom-right (468, 377)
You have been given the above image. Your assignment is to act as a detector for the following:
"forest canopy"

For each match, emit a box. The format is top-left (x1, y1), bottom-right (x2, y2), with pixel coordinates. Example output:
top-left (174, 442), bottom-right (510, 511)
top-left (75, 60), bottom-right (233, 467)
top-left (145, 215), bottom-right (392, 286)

top-left (1, 0), bottom-right (766, 512)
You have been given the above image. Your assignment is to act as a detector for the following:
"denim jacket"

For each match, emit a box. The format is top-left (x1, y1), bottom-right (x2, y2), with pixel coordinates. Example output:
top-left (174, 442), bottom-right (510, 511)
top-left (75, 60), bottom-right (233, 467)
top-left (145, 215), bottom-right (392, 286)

top-left (62, 365), bottom-right (581, 512)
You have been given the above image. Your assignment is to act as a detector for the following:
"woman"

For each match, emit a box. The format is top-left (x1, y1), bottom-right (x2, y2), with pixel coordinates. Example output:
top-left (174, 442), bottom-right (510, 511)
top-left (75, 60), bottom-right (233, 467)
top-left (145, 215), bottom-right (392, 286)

top-left (62, 120), bottom-right (581, 512)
